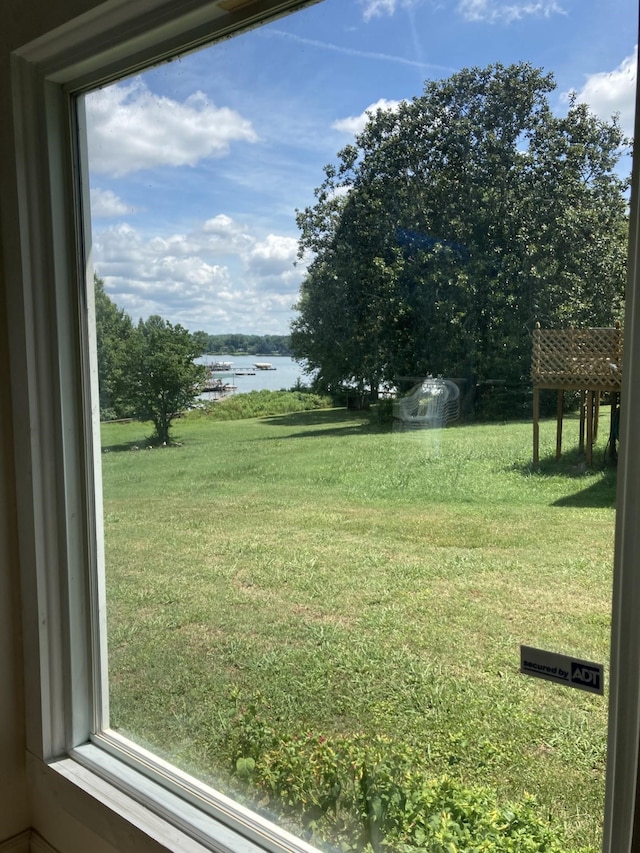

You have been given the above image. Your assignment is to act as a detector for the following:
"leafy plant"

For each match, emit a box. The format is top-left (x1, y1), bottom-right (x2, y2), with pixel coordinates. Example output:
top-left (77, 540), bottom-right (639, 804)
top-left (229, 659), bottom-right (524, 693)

top-left (224, 701), bottom-right (593, 853)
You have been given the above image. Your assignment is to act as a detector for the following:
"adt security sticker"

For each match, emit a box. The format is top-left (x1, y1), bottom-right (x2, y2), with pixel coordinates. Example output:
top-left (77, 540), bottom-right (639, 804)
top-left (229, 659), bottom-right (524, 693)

top-left (520, 646), bottom-right (604, 695)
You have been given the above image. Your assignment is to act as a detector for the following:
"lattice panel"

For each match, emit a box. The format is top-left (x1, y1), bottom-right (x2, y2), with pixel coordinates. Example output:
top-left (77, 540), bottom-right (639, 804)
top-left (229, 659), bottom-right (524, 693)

top-left (531, 326), bottom-right (623, 390)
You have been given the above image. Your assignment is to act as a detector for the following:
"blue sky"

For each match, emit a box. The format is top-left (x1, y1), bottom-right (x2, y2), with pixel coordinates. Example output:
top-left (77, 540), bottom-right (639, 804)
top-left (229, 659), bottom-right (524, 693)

top-left (86, 0), bottom-right (638, 336)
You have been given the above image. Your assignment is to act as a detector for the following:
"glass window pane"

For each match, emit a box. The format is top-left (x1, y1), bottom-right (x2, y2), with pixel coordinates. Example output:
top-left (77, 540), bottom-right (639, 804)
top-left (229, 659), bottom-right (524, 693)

top-left (84, 2), bottom-right (635, 849)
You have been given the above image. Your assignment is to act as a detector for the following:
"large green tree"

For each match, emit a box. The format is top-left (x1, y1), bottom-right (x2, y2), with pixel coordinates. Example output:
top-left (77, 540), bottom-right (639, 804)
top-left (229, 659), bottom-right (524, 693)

top-left (94, 274), bottom-right (134, 420)
top-left (291, 63), bottom-right (629, 409)
top-left (94, 277), bottom-right (207, 439)
top-left (123, 315), bottom-right (207, 444)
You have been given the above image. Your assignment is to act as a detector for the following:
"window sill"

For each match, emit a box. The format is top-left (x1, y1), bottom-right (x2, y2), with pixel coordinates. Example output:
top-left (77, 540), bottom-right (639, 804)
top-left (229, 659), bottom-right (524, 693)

top-left (28, 746), bottom-right (267, 853)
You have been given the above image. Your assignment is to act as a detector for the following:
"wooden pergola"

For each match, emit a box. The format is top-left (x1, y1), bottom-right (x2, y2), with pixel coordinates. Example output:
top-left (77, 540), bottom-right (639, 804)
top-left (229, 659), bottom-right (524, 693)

top-left (531, 323), bottom-right (622, 466)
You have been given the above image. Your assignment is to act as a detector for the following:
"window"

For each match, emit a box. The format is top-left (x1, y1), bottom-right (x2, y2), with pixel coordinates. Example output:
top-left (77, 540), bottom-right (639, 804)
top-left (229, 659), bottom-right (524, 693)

top-left (5, 1), bottom-right (640, 852)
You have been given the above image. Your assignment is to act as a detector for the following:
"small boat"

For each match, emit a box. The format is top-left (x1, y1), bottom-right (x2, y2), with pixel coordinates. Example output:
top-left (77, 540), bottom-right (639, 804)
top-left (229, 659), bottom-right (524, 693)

top-left (254, 362), bottom-right (276, 370)
top-left (202, 377), bottom-right (237, 395)
top-left (210, 360), bottom-right (233, 371)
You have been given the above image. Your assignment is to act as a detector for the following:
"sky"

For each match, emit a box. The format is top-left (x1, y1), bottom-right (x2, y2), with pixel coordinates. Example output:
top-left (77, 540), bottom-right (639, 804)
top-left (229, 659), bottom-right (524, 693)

top-left (86, 0), bottom-right (639, 336)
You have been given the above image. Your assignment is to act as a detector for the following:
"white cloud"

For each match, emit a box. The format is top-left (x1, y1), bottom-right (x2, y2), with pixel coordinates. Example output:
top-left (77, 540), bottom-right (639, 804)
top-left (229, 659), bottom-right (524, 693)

top-left (95, 223), bottom-right (145, 265)
top-left (248, 235), bottom-right (299, 276)
top-left (569, 48), bottom-right (637, 139)
top-left (360, 0), bottom-right (400, 20)
top-left (202, 214), bottom-right (255, 252)
top-left (203, 214), bottom-right (237, 235)
top-left (359, 0), bottom-right (564, 22)
top-left (457, 0), bottom-right (565, 22)
top-left (333, 98), bottom-right (403, 135)
top-left (90, 188), bottom-right (137, 217)
top-left (93, 216), bottom-right (304, 334)
top-left (86, 78), bottom-right (258, 177)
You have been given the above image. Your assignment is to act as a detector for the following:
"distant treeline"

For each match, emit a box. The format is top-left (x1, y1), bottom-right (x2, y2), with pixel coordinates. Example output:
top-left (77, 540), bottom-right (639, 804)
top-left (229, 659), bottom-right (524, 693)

top-left (195, 333), bottom-right (292, 356)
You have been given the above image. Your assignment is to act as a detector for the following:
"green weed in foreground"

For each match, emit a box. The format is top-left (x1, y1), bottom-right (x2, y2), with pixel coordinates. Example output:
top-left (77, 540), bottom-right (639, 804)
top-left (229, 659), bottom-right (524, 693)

top-left (101, 402), bottom-right (615, 852)
top-left (228, 695), bottom-right (594, 853)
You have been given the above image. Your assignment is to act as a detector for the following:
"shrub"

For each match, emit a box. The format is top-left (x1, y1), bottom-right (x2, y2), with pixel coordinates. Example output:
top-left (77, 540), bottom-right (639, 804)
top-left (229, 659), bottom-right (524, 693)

top-left (371, 398), bottom-right (394, 426)
top-left (224, 697), bottom-right (592, 853)
top-left (193, 390), bottom-right (332, 421)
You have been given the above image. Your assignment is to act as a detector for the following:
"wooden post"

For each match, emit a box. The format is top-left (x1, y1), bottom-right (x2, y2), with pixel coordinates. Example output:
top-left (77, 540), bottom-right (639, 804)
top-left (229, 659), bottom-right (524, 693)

top-left (556, 389), bottom-right (563, 460)
top-left (609, 392), bottom-right (620, 462)
top-left (533, 386), bottom-right (539, 466)
top-left (586, 390), bottom-right (594, 466)
top-left (594, 391), bottom-right (600, 442)
top-left (579, 390), bottom-right (586, 454)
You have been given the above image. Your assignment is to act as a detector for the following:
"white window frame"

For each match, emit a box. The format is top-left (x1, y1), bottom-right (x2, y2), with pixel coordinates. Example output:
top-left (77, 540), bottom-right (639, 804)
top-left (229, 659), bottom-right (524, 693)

top-left (7, 2), bottom-right (325, 851)
top-left (4, 1), bottom-right (640, 851)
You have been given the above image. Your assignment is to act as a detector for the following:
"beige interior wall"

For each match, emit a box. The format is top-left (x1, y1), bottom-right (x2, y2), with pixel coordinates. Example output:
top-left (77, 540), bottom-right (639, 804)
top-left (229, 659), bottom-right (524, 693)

top-left (3, 0), bottom-right (104, 52)
top-left (0, 0), bottom-right (123, 847)
top-left (0, 226), bottom-right (29, 845)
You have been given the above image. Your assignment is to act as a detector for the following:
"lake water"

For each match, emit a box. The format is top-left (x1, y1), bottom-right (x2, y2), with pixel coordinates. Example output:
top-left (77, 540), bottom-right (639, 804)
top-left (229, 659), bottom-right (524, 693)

top-left (198, 355), bottom-right (309, 397)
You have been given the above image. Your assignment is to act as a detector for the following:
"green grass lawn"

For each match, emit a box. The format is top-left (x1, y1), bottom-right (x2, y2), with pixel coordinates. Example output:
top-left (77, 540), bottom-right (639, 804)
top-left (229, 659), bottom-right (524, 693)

top-left (101, 405), bottom-right (616, 851)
